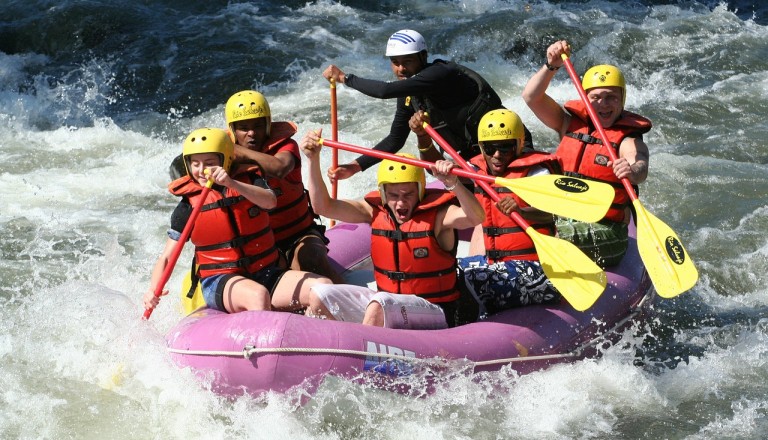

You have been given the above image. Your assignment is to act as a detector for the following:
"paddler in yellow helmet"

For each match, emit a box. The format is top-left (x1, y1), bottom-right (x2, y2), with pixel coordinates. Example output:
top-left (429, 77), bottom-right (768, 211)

top-left (522, 40), bottom-right (652, 267)
top-left (457, 109), bottom-right (563, 322)
top-left (299, 128), bottom-right (485, 328)
top-left (222, 90), bottom-right (342, 284)
top-left (145, 128), bottom-right (336, 317)
top-left (170, 91), bottom-right (342, 287)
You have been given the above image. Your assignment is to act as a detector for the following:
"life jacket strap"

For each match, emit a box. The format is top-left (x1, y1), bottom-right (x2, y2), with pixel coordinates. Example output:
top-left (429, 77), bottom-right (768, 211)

top-left (201, 195), bottom-right (246, 211)
top-left (194, 226), bottom-right (272, 251)
top-left (371, 229), bottom-right (433, 241)
top-left (374, 265), bottom-right (456, 281)
top-left (197, 246), bottom-right (277, 272)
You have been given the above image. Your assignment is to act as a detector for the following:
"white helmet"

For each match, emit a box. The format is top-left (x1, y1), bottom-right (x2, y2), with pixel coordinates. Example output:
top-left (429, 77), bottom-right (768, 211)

top-left (385, 29), bottom-right (427, 57)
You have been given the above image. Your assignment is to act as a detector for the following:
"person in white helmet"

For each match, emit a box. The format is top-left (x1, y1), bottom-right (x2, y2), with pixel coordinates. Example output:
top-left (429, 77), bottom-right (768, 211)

top-left (322, 29), bottom-right (533, 183)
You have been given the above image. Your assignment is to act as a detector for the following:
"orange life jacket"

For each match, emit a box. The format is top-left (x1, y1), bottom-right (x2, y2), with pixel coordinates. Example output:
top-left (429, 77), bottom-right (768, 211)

top-left (469, 152), bottom-right (559, 262)
top-left (365, 189), bottom-right (460, 304)
top-left (258, 121), bottom-right (316, 242)
top-left (168, 166), bottom-right (278, 278)
top-left (556, 100), bottom-right (652, 222)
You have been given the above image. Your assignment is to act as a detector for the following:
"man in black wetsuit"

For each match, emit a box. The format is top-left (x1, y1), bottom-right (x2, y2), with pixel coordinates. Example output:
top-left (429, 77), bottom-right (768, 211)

top-left (322, 29), bottom-right (532, 182)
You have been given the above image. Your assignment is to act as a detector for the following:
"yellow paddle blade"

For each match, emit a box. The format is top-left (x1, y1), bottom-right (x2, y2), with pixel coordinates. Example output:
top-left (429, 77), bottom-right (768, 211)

top-left (527, 227), bottom-right (607, 311)
top-left (494, 174), bottom-right (613, 223)
top-left (180, 270), bottom-right (205, 315)
top-left (633, 200), bottom-right (698, 298)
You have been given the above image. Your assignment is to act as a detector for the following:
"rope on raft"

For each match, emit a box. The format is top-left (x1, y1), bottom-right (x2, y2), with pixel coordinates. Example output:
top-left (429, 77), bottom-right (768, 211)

top-left (166, 292), bottom-right (650, 368)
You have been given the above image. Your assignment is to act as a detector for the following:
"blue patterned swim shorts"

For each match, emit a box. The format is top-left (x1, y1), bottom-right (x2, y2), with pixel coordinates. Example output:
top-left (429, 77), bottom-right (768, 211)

top-left (457, 255), bottom-right (561, 320)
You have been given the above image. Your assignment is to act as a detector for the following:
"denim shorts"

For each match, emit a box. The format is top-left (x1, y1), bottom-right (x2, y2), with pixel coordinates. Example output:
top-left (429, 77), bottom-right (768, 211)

top-left (201, 265), bottom-right (286, 312)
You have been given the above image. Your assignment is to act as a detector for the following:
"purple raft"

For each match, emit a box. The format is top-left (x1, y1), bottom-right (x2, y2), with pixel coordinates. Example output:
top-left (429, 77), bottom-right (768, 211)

top-left (166, 219), bottom-right (652, 398)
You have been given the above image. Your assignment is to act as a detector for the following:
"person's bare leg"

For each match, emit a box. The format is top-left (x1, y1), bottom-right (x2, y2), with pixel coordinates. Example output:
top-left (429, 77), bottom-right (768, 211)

top-left (221, 276), bottom-right (271, 313)
top-left (362, 301), bottom-right (385, 327)
top-left (291, 235), bottom-right (344, 284)
top-left (271, 270), bottom-right (335, 319)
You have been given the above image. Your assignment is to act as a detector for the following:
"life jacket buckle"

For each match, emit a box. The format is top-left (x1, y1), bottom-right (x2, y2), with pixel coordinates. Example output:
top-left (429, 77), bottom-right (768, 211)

top-left (387, 271), bottom-right (407, 281)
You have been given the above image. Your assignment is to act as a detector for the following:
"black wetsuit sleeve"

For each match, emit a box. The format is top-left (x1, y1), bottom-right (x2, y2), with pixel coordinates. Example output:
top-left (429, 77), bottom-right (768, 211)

top-left (356, 97), bottom-right (415, 171)
top-left (343, 63), bottom-right (462, 170)
top-left (169, 198), bottom-right (193, 240)
top-left (345, 65), bottom-right (451, 99)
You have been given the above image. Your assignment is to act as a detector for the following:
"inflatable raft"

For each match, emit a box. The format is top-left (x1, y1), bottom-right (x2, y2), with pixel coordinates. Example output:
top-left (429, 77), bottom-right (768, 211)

top-left (165, 216), bottom-right (653, 398)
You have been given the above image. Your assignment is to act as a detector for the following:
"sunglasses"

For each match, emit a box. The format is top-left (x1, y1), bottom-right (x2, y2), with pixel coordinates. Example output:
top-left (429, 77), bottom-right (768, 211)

top-left (480, 141), bottom-right (517, 156)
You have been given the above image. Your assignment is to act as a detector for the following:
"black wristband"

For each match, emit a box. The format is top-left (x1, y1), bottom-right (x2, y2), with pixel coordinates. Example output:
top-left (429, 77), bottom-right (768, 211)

top-left (545, 62), bottom-right (560, 71)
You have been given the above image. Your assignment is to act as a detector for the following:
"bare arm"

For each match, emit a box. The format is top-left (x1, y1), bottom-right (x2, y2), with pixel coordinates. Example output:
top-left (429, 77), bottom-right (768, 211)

top-left (229, 179), bottom-right (277, 210)
top-left (467, 224), bottom-right (485, 256)
top-left (521, 40), bottom-right (572, 136)
top-left (410, 111), bottom-right (444, 162)
top-left (431, 160), bottom-right (485, 231)
top-left (234, 145), bottom-right (296, 179)
top-left (614, 136), bottom-right (650, 185)
top-left (208, 166), bottom-right (277, 210)
top-left (300, 129), bottom-right (374, 224)
top-left (143, 237), bottom-right (177, 309)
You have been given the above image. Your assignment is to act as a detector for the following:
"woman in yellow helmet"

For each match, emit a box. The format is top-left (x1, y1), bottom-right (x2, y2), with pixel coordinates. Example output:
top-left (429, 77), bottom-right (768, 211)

top-left (144, 128), bottom-right (335, 318)
top-left (171, 91), bottom-right (343, 285)
top-left (521, 40), bottom-right (651, 267)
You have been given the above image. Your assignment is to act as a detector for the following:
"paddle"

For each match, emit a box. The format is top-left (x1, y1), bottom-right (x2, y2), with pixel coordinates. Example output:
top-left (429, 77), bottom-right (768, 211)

top-left (560, 54), bottom-right (698, 298)
top-left (143, 177), bottom-right (214, 320)
top-left (180, 269), bottom-right (205, 315)
top-left (319, 138), bottom-right (613, 223)
top-left (329, 78), bottom-right (338, 227)
top-left (421, 122), bottom-right (606, 311)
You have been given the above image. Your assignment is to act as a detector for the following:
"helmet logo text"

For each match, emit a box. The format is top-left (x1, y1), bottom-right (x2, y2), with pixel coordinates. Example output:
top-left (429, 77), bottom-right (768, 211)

top-left (480, 127), bottom-right (516, 139)
top-left (232, 105), bottom-right (268, 120)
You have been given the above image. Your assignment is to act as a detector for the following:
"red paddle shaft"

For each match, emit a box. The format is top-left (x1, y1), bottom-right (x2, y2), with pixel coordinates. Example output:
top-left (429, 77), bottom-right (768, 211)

top-left (320, 138), bottom-right (500, 186)
top-left (420, 123), bottom-right (533, 229)
top-left (142, 180), bottom-right (213, 320)
top-left (561, 56), bottom-right (638, 201)
top-left (330, 79), bottom-right (339, 199)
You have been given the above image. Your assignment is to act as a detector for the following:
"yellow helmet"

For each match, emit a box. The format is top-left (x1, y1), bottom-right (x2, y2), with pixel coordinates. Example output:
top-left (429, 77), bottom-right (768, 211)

top-left (224, 90), bottom-right (271, 136)
top-left (377, 153), bottom-right (426, 202)
top-left (182, 128), bottom-right (235, 177)
top-left (582, 64), bottom-right (626, 107)
top-left (477, 109), bottom-right (525, 155)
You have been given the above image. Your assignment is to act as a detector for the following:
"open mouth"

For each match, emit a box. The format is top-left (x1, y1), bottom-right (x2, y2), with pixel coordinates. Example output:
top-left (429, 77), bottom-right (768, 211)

top-left (597, 110), bottom-right (613, 121)
top-left (490, 161), bottom-right (505, 173)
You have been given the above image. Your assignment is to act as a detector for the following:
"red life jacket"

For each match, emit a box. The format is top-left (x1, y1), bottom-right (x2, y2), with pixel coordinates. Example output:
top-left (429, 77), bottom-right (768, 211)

top-left (469, 152), bottom-right (559, 262)
top-left (168, 166), bottom-right (278, 278)
top-left (365, 189), bottom-right (460, 304)
top-left (556, 100), bottom-right (652, 222)
top-left (259, 121), bottom-right (316, 242)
